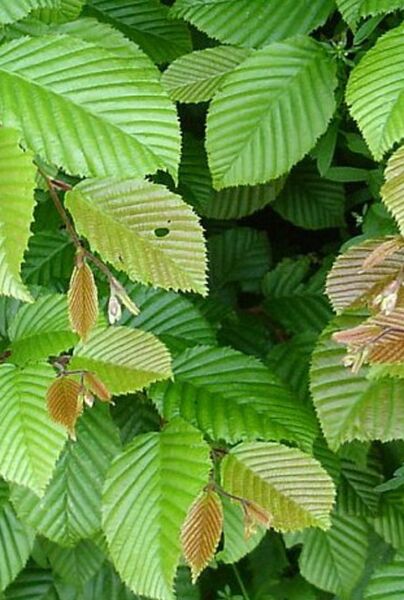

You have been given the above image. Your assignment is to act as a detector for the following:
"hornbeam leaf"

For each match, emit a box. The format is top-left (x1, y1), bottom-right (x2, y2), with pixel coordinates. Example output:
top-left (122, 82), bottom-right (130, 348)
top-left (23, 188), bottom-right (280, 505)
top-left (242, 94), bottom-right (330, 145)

top-left (150, 345), bottom-right (318, 452)
top-left (34, 0), bottom-right (85, 23)
top-left (369, 492), bottom-right (404, 549)
top-left (11, 404), bottom-right (121, 547)
top-left (22, 231), bottom-right (74, 287)
top-left (326, 237), bottom-right (404, 313)
top-left (206, 36), bottom-right (337, 188)
top-left (0, 0), bottom-right (56, 24)
top-left (0, 363), bottom-right (67, 495)
top-left (381, 145), bottom-right (404, 235)
top-left (0, 34), bottom-right (180, 179)
top-left (46, 376), bottom-right (82, 439)
top-left (0, 128), bottom-right (36, 302)
top-left (171, 0), bottom-right (334, 48)
top-left (299, 511), bottom-right (369, 599)
top-left (70, 326), bottom-right (172, 395)
top-left (42, 539), bottom-right (105, 587)
top-left (161, 46), bottom-right (250, 103)
top-left (0, 482), bottom-right (35, 592)
top-left (66, 179), bottom-right (207, 295)
top-left (364, 550), bottom-right (404, 600)
top-left (102, 418), bottom-right (211, 600)
top-left (67, 259), bottom-right (99, 341)
top-left (181, 489), bottom-right (223, 582)
top-left (310, 313), bottom-right (404, 450)
top-left (221, 442), bottom-right (336, 531)
top-left (8, 294), bottom-right (78, 365)
top-left (346, 22), bottom-right (404, 160)
top-left (337, 0), bottom-right (404, 26)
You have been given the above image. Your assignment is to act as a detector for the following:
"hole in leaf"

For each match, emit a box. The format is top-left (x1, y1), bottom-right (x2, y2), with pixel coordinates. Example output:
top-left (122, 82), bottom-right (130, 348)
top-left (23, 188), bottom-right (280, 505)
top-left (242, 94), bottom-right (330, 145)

top-left (154, 227), bottom-right (170, 238)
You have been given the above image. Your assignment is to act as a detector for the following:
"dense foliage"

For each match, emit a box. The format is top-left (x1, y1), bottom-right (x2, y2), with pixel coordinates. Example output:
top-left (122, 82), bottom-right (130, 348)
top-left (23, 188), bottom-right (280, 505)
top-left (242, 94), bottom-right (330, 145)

top-left (0, 1), bottom-right (403, 598)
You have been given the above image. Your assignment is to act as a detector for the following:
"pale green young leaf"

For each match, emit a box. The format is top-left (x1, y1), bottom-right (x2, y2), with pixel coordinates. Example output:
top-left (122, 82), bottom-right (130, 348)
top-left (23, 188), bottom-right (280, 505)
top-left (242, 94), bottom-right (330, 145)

top-left (0, 35), bottom-right (180, 179)
top-left (381, 145), bottom-right (404, 235)
top-left (0, 128), bottom-right (36, 302)
top-left (8, 295), bottom-right (78, 365)
top-left (0, 0), bottom-right (56, 24)
top-left (34, 0), bottom-right (85, 23)
top-left (310, 314), bottom-right (404, 450)
top-left (86, 0), bottom-right (192, 64)
top-left (150, 345), bottom-right (318, 451)
top-left (0, 363), bottom-right (66, 495)
top-left (66, 178), bottom-right (207, 295)
top-left (346, 23), bottom-right (404, 160)
top-left (11, 404), bottom-right (121, 547)
top-left (337, 0), bottom-right (404, 25)
top-left (221, 442), bottom-right (336, 531)
top-left (299, 512), bottom-right (369, 599)
top-left (171, 0), bottom-right (334, 48)
top-left (162, 46), bottom-right (250, 103)
top-left (206, 36), bottom-right (337, 188)
top-left (70, 326), bottom-right (172, 396)
top-left (102, 418), bottom-right (211, 600)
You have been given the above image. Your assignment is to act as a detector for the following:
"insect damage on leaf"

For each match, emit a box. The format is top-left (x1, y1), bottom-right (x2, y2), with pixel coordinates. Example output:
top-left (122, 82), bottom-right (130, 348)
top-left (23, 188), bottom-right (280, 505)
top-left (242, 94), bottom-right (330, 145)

top-left (181, 487), bottom-right (224, 582)
top-left (68, 251), bottom-right (98, 340)
top-left (46, 376), bottom-right (83, 439)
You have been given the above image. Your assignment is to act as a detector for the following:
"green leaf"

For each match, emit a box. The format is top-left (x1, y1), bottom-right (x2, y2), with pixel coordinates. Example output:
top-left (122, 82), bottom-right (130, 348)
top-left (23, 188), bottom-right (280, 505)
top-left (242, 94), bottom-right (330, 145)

top-left (338, 457), bottom-right (382, 516)
top-left (364, 550), bottom-right (404, 599)
top-left (8, 295), bottom-right (78, 365)
top-left (381, 144), bottom-right (404, 235)
top-left (216, 497), bottom-right (266, 564)
top-left (206, 36), bottom-right (337, 189)
top-left (43, 539), bottom-right (105, 587)
top-left (79, 564), bottom-right (140, 600)
top-left (0, 35), bottom-right (180, 179)
top-left (150, 345), bottom-right (318, 451)
top-left (22, 231), bottom-right (74, 287)
top-left (102, 418), bottom-right (211, 600)
top-left (337, 0), bottom-right (404, 25)
top-left (346, 23), bottom-right (404, 160)
top-left (34, 0), bottom-right (85, 23)
top-left (370, 492), bottom-right (404, 549)
top-left (271, 161), bottom-right (345, 230)
top-left (377, 465), bottom-right (404, 492)
top-left (0, 128), bottom-right (36, 302)
top-left (70, 326), bottom-right (172, 396)
top-left (0, 482), bottom-right (35, 592)
top-left (0, 362), bottom-right (66, 495)
top-left (0, 0), bottom-right (56, 24)
top-left (66, 178), bottom-right (206, 294)
top-left (208, 228), bottom-right (271, 293)
top-left (221, 442), bottom-right (336, 531)
top-left (171, 0), bottom-right (334, 48)
top-left (119, 283), bottom-right (216, 350)
top-left (310, 313), bottom-right (404, 450)
top-left (86, 0), bottom-right (192, 64)
top-left (3, 567), bottom-right (57, 600)
top-left (161, 46), bottom-right (250, 103)
top-left (11, 403), bottom-right (121, 546)
top-left (299, 511), bottom-right (369, 599)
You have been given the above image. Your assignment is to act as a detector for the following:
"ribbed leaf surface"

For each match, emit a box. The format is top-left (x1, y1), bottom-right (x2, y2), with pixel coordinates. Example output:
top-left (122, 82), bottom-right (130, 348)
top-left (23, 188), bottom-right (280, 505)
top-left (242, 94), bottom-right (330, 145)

top-left (181, 489), bottom-right (223, 582)
top-left (206, 36), bottom-right (337, 188)
top-left (71, 326), bottom-right (172, 395)
top-left (11, 404), bottom-right (121, 546)
top-left (68, 260), bottom-right (98, 341)
top-left (0, 363), bottom-right (66, 495)
top-left (22, 231), bottom-right (74, 286)
top-left (381, 145), bottom-right (404, 235)
top-left (0, 128), bottom-right (36, 302)
top-left (102, 419), bottom-right (211, 600)
top-left (8, 295), bottom-right (78, 365)
top-left (3, 567), bottom-right (57, 600)
top-left (162, 46), bottom-right (250, 103)
top-left (326, 237), bottom-right (404, 313)
top-left (171, 0), bottom-right (334, 47)
top-left (221, 442), bottom-right (335, 531)
top-left (346, 23), bottom-right (404, 160)
top-left (338, 458), bottom-right (382, 516)
top-left (271, 161), bottom-right (345, 230)
top-left (66, 178), bottom-right (206, 294)
top-left (86, 0), bottom-right (192, 64)
top-left (337, 0), bottom-right (404, 25)
top-left (79, 564), bottom-right (140, 600)
top-left (370, 493), bottom-right (404, 549)
top-left (44, 539), bottom-right (105, 586)
top-left (365, 551), bottom-right (404, 600)
top-left (310, 314), bottom-right (404, 450)
top-left (34, 0), bottom-right (85, 23)
top-left (0, 0), bottom-right (56, 24)
top-left (0, 35), bottom-right (180, 179)
top-left (46, 376), bottom-right (82, 438)
top-left (150, 345), bottom-right (318, 451)
top-left (299, 512), bottom-right (369, 599)
top-left (0, 483), bottom-right (35, 592)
